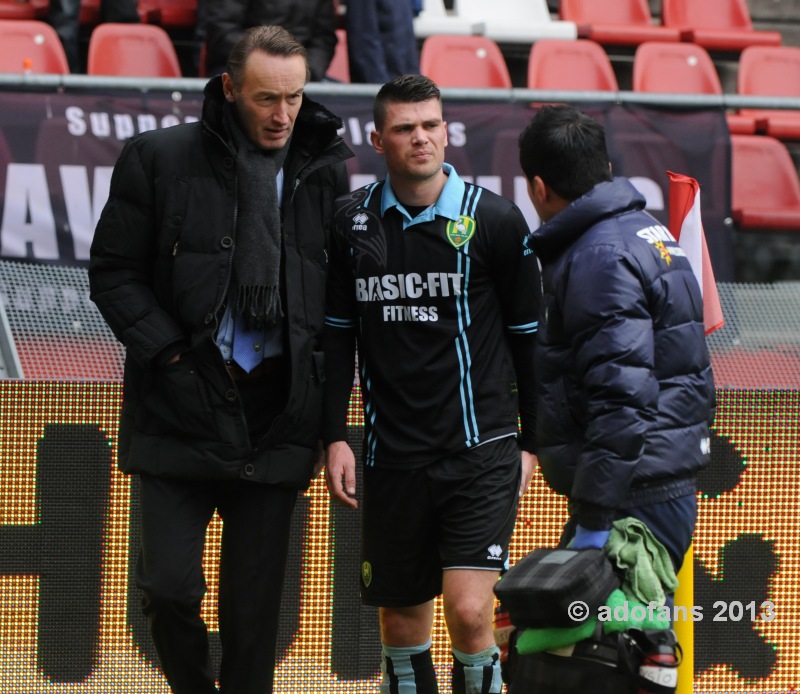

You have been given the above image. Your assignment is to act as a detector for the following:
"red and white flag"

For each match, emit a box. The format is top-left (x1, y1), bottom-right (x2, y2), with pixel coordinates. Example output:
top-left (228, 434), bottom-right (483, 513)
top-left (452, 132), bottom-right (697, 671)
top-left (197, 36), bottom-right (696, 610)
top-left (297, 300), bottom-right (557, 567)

top-left (667, 171), bottom-right (725, 335)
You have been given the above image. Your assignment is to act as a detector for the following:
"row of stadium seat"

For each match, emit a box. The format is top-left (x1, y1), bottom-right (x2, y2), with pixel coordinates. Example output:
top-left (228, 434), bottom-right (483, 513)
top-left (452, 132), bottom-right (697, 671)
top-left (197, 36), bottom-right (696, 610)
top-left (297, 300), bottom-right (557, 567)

top-left (0, 0), bottom-right (195, 28)
top-left (3, 16), bottom-right (800, 145)
top-left (414, 0), bottom-right (781, 52)
top-left (418, 35), bottom-right (800, 139)
top-left (0, 18), bottom-right (181, 76)
top-left (1, 0), bottom-right (783, 53)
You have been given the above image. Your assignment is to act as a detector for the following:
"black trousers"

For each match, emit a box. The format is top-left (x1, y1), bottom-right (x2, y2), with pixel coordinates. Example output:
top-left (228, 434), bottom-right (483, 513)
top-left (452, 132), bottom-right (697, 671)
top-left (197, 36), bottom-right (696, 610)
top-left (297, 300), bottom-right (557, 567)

top-left (137, 474), bottom-right (298, 694)
top-left (136, 365), bottom-right (296, 694)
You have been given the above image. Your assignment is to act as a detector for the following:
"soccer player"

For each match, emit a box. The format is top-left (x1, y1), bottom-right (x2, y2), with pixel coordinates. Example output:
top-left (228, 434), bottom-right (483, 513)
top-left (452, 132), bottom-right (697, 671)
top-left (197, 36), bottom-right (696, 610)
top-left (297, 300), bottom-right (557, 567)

top-left (322, 74), bottom-right (540, 694)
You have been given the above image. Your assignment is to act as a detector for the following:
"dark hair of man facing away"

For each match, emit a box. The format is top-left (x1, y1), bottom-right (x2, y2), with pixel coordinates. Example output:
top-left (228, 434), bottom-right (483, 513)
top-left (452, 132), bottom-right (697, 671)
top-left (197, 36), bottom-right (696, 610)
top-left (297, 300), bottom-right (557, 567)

top-left (518, 104), bottom-right (613, 202)
top-left (226, 24), bottom-right (311, 86)
top-left (373, 73), bottom-right (442, 130)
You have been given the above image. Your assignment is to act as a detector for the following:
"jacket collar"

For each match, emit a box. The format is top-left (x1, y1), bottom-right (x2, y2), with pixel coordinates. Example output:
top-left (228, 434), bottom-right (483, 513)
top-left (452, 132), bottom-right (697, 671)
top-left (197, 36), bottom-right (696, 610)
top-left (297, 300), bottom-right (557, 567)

top-left (524, 177), bottom-right (646, 261)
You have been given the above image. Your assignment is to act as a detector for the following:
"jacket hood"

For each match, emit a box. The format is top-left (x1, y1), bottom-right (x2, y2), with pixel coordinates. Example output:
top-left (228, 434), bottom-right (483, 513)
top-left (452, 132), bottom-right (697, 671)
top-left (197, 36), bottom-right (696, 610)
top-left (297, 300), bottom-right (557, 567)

top-left (524, 177), bottom-right (646, 262)
top-left (201, 75), bottom-right (345, 157)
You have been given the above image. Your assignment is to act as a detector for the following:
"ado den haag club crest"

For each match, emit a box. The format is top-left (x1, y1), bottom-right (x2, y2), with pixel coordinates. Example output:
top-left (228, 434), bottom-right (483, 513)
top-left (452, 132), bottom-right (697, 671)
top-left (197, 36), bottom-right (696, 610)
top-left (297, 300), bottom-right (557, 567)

top-left (446, 216), bottom-right (476, 248)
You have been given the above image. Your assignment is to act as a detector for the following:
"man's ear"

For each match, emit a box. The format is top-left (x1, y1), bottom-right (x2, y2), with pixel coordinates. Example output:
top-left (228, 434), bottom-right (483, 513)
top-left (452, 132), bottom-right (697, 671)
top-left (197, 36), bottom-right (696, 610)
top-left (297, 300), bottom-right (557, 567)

top-left (370, 128), bottom-right (383, 155)
top-left (531, 176), bottom-right (548, 206)
top-left (525, 176), bottom-right (536, 205)
top-left (222, 73), bottom-right (235, 103)
top-left (527, 175), bottom-right (555, 222)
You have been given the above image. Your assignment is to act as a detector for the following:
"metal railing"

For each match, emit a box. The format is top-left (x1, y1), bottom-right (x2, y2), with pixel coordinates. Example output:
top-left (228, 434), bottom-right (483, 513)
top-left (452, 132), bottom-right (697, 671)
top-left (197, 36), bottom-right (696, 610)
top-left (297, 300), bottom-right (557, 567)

top-left (3, 72), bottom-right (800, 110)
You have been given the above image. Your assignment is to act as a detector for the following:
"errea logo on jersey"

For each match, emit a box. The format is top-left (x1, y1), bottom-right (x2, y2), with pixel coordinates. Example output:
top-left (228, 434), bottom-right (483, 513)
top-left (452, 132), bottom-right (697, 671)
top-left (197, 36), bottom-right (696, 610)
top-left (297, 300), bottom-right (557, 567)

top-left (487, 544), bottom-right (503, 560)
top-left (446, 216), bottom-right (476, 248)
top-left (352, 212), bottom-right (368, 231)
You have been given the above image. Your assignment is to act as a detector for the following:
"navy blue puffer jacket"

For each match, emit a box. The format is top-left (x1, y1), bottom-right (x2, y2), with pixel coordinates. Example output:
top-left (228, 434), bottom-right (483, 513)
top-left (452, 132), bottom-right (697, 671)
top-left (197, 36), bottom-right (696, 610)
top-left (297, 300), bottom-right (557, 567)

top-left (523, 177), bottom-right (715, 531)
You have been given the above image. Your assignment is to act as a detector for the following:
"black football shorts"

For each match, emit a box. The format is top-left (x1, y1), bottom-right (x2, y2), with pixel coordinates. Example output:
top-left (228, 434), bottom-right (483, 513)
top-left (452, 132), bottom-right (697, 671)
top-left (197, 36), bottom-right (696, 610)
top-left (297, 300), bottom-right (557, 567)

top-left (359, 436), bottom-right (521, 607)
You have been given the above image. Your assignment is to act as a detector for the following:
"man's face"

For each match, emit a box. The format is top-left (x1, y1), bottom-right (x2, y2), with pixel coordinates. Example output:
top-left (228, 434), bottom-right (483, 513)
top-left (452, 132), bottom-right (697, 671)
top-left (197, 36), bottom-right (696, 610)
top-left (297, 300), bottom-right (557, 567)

top-left (370, 99), bottom-right (448, 183)
top-left (222, 51), bottom-right (307, 150)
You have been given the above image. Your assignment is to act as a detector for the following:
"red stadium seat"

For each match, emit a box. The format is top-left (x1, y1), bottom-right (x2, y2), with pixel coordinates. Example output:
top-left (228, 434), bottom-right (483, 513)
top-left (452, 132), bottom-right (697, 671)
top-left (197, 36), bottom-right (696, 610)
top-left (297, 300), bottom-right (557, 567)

top-left (0, 19), bottom-right (70, 73)
top-left (661, 0), bottom-right (781, 52)
top-left (0, 0), bottom-right (47, 20)
top-left (633, 41), bottom-right (721, 93)
top-left (527, 38), bottom-right (618, 91)
top-left (737, 46), bottom-right (800, 140)
top-left (559, 0), bottom-right (683, 46)
top-left (139, 0), bottom-right (197, 28)
top-left (419, 34), bottom-right (512, 89)
top-left (632, 42), bottom-right (757, 134)
top-left (731, 134), bottom-right (800, 230)
top-left (79, 0), bottom-right (100, 25)
top-left (87, 22), bottom-right (181, 76)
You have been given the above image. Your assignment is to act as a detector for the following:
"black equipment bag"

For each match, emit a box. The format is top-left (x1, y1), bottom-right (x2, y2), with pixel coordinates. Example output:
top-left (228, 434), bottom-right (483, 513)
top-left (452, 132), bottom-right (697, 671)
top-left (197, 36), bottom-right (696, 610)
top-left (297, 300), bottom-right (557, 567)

top-left (509, 635), bottom-right (635, 694)
top-left (493, 548), bottom-right (619, 628)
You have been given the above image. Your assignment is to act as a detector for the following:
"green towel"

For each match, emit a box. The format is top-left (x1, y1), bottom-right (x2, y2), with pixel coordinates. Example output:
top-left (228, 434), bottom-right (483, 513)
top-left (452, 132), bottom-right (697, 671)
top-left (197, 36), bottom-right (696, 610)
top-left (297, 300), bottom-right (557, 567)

top-left (605, 517), bottom-right (678, 605)
top-left (516, 589), bottom-right (670, 654)
top-left (516, 617), bottom-right (598, 654)
top-left (600, 588), bottom-right (671, 633)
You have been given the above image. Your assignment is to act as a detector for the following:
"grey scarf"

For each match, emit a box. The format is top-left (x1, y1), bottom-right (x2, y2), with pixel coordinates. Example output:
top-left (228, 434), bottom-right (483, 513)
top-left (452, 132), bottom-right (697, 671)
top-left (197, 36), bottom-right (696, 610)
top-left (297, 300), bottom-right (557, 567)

top-left (223, 102), bottom-right (291, 328)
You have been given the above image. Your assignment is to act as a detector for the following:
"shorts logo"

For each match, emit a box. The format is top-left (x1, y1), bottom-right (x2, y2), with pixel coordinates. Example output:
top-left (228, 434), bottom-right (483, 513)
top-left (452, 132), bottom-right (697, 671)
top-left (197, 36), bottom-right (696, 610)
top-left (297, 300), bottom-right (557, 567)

top-left (446, 216), bottom-right (476, 248)
top-left (487, 544), bottom-right (503, 560)
top-left (361, 561), bottom-right (372, 587)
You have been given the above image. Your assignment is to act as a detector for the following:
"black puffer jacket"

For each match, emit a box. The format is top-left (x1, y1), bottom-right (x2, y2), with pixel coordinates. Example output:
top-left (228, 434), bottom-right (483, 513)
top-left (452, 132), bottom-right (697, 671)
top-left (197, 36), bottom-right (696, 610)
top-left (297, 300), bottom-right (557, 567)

top-left (89, 76), bottom-right (353, 488)
top-left (523, 177), bottom-right (715, 530)
top-left (204, 0), bottom-right (337, 81)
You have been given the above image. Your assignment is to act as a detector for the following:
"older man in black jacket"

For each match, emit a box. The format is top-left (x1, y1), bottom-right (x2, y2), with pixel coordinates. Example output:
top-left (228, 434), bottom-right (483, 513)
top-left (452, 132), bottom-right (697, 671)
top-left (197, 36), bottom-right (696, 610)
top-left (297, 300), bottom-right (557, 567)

top-left (89, 25), bottom-right (352, 694)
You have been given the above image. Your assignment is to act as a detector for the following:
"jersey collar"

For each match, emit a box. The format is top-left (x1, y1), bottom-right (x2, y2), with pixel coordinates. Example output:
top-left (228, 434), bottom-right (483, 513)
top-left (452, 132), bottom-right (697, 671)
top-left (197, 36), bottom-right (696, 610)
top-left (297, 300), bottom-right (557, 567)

top-left (381, 163), bottom-right (465, 228)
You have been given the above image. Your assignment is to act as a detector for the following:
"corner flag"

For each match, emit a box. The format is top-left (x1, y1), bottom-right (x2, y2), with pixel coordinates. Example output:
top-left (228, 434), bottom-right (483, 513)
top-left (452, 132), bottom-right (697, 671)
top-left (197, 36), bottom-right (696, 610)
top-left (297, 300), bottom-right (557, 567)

top-left (667, 171), bottom-right (725, 335)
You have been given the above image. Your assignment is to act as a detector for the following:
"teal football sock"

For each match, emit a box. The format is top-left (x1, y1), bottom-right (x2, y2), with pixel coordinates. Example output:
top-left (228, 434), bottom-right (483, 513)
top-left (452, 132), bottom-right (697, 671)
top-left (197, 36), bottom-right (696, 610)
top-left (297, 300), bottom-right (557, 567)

top-left (381, 640), bottom-right (439, 694)
top-left (451, 644), bottom-right (502, 694)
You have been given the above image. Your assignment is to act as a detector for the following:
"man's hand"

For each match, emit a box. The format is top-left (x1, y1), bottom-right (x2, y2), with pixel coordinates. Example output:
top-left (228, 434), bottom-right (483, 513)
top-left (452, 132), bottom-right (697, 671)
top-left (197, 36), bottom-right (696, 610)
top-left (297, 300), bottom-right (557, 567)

top-left (324, 440), bottom-right (358, 509)
top-left (519, 450), bottom-right (537, 498)
top-left (568, 525), bottom-right (611, 550)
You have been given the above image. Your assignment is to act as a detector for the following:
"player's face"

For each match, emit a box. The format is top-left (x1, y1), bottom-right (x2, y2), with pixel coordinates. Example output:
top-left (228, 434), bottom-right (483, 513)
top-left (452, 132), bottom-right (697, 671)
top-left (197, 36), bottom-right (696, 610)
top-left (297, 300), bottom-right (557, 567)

top-left (371, 99), bottom-right (448, 183)
top-left (222, 51), bottom-right (307, 150)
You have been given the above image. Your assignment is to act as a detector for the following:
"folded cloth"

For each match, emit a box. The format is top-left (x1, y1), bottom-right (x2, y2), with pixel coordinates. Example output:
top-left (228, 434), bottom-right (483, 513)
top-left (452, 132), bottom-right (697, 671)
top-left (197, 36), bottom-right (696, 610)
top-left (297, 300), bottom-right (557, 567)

top-left (600, 589), bottom-right (671, 633)
top-left (516, 617), bottom-right (598, 654)
top-left (516, 588), bottom-right (671, 654)
top-left (605, 517), bottom-right (678, 605)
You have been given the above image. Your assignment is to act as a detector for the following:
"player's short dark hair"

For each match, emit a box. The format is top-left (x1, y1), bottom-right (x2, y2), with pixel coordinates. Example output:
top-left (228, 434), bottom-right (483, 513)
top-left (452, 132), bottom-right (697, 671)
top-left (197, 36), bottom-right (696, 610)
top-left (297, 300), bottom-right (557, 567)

top-left (373, 74), bottom-right (442, 131)
top-left (518, 104), bottom-right (612, 201)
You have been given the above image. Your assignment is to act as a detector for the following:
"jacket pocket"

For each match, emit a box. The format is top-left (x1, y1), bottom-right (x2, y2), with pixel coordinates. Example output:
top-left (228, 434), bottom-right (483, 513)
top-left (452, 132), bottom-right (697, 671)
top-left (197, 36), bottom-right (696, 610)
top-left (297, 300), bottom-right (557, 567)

top-left (135, 351), bottom-right (219, 440)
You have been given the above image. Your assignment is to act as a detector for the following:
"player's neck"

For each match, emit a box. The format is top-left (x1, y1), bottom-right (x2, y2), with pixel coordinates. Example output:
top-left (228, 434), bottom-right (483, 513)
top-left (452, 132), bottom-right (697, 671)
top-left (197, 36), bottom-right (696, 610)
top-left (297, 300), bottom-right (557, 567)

top-left (391, 169), bottom-right (448, 208)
